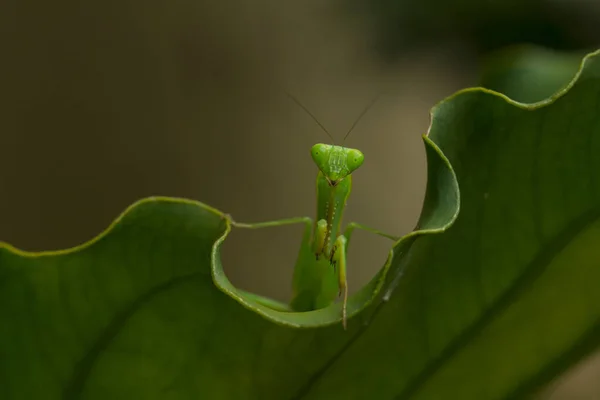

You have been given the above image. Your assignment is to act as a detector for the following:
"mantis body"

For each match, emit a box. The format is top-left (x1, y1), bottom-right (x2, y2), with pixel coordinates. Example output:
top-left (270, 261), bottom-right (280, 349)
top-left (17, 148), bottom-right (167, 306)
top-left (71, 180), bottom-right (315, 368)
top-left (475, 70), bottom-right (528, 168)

top-left (234, 94), bottom-right (396, 329)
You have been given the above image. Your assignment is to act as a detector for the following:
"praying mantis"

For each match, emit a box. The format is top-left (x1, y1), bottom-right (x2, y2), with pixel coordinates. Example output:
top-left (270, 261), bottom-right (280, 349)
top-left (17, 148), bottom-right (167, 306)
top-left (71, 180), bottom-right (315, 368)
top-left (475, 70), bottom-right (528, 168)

top-left (233, 93), bottom-right (397, 329)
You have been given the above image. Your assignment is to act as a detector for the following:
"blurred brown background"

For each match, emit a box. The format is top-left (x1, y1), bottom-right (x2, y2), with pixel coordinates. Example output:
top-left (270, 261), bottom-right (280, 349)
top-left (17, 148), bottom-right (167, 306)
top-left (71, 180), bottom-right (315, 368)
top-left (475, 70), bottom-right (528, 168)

top-left (1, 0), bottom-right (600, 398)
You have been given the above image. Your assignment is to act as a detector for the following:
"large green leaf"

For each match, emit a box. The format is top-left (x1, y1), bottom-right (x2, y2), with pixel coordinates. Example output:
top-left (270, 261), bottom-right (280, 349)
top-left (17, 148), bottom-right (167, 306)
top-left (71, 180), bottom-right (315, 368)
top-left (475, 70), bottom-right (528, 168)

top-left (479, 45), bottom-right (585, 103)
top-left (2, 49), bottom-right (600, 399)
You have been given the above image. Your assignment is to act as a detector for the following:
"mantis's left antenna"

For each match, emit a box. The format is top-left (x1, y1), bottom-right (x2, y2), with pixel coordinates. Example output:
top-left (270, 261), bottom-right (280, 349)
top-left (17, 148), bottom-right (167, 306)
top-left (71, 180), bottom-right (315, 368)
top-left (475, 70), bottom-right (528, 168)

top-left (284, 91), bottom-right (336, 144)
top-left (343, 94), bottom-right (380, 142)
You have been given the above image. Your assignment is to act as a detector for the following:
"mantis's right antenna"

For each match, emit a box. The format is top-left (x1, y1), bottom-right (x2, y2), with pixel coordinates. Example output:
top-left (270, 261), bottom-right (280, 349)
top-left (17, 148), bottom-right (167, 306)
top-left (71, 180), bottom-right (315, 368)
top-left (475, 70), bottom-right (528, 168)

top-left (343, 94), bottom-right (380, 142)
top-left (284, 91), bottom-right (336, 144)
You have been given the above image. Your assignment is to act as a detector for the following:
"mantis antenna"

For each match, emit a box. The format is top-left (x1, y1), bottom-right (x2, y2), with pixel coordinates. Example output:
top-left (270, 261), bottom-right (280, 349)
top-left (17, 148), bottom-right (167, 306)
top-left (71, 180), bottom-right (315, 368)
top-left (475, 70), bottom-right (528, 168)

top-left (284, 91), bottom-right (336, 144)
top-left (285, 90), bottom-right (380, 144)
top-left (343, 94), bottom-right (380, 143)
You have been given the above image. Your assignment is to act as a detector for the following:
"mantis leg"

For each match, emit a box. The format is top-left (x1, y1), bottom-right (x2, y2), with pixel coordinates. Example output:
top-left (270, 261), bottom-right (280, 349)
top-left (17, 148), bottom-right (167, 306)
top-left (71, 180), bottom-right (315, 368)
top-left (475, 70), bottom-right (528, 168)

top-left (331, 235), bottom-right (348, 329)
top-left (313, 219), bottom-right (328, 258)
top-left (231, 216), bottom-right (314, 312)
top-left (331, 223), bottom-right (397, 329)
top-left (343, 222), bottom-right (399, 247)
top-left (231, 216), bottom-right (312, 229)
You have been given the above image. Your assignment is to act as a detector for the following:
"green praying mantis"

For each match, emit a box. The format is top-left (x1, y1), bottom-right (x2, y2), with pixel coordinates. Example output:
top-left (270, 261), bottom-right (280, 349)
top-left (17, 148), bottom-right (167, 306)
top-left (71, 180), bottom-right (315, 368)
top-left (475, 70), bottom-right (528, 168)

top-left (233, 93), bottom-right (398, 329)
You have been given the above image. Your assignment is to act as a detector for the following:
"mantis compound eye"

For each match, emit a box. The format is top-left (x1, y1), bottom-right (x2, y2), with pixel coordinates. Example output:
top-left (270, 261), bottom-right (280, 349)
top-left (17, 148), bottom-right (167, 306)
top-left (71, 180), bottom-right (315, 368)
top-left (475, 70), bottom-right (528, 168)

top-left (345, 149), bottom-right (364, 173)
top-left (311, 143), bottom-right (331, 169)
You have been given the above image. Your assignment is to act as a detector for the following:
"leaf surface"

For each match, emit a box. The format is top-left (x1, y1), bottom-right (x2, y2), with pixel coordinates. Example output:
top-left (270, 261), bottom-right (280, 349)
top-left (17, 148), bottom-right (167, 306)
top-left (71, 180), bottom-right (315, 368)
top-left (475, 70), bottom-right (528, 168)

top-left (2, 50), bottom-right (600, 400)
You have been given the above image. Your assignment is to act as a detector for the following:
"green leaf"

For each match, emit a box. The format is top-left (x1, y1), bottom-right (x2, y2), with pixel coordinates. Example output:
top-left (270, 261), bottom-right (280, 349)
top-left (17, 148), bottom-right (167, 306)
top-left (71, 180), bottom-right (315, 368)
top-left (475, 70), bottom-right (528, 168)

top-left (2, 49), bottom-right (600, 399)
top-left (479, 45), bottom-right (585, 103)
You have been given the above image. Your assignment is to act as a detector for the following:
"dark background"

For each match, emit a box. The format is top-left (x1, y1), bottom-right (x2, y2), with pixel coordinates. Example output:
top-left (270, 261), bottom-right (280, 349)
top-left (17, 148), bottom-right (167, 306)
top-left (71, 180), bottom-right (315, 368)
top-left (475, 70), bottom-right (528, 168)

top-left (1, 1), bottom-right (599, 397)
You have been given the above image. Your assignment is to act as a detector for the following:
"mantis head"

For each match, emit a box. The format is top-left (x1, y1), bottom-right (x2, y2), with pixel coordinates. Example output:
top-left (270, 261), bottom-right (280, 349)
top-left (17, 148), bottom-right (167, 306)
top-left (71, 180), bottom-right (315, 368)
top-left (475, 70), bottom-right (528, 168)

top-left (311, 143), bottom-right (364, 185)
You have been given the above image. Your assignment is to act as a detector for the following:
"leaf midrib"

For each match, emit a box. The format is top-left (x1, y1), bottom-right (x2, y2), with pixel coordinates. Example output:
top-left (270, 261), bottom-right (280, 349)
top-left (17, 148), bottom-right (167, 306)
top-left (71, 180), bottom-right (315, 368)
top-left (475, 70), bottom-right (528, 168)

top-left (63, 272), bottom-right (202, 399)
top-left (394, 205), bottom-right (600, 399)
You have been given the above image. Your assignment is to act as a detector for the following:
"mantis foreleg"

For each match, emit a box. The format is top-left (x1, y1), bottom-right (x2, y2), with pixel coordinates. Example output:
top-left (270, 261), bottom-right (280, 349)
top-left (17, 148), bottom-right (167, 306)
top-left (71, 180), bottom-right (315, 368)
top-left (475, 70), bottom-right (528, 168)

top-left (331, 235), bottom-right (348, 329)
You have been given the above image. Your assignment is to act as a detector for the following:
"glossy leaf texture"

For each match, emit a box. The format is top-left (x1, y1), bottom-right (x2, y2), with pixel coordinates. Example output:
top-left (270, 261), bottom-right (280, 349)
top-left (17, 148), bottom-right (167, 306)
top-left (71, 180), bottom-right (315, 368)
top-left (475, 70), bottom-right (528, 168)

top-left (2, 49), bottom-right (600, 399)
